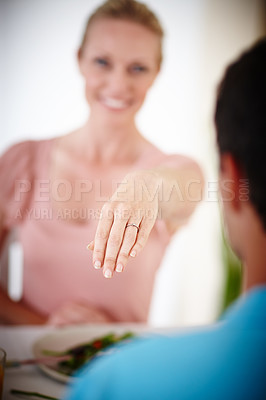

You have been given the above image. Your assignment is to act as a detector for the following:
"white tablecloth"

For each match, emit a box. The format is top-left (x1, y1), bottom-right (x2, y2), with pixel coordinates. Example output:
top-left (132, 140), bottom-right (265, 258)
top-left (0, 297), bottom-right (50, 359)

top-left (0, 324), bottom-right (179, 400)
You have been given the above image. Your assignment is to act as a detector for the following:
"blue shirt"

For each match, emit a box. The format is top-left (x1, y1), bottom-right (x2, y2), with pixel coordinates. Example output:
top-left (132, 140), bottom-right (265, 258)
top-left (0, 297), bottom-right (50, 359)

top-left (64, 286), bottom-right (266, 400)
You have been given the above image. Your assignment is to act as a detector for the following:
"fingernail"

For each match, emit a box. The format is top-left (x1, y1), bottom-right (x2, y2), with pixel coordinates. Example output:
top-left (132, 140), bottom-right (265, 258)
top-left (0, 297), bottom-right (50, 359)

top-left (104, 269), bottom-right (112, 279)
top-left (130, 250), bottom-right (136, 257)
top-left (94, 261), bottom-right (101, 269)
top-left (116, 263), bottom-right (123, 273)
top-left (87, 241), bottom-right (93, 250)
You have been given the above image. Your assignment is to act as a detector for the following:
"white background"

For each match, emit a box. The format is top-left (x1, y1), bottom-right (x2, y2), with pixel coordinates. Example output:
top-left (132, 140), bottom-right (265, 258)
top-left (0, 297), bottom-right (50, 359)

top-left (0, 0), bottom-right (264, 325)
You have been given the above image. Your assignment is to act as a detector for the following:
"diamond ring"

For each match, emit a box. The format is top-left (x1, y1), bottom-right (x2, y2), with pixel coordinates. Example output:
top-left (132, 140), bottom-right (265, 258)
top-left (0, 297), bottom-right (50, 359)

top-left (125, 223), bottom-right (140, 233)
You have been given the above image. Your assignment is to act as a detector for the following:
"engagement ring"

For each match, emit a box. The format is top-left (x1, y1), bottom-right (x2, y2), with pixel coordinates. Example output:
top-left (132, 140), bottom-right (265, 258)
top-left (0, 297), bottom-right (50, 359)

top-left (125, 223), bottom-right (140, 233)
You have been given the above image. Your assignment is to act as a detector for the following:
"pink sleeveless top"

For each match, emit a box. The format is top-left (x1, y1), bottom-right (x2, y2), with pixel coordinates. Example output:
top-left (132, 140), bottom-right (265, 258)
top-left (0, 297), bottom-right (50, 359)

top-left (0, 139), bottom-right (189, 322)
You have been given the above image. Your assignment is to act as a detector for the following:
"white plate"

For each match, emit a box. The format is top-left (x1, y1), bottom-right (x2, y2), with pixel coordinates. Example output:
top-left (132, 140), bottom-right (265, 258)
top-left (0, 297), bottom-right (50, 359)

top-left (32, 324), bottom-right (145, 383)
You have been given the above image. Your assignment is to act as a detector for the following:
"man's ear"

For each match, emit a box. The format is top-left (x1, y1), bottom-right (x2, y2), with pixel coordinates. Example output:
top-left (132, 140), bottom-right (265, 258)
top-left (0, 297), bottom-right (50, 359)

top-left (219, 153), bottom-right (243, 211)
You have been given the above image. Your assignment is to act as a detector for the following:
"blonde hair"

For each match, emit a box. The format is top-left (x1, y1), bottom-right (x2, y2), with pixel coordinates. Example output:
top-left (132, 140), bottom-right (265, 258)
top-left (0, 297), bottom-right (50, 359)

top-left (80, 0), bottom-right (164, 66)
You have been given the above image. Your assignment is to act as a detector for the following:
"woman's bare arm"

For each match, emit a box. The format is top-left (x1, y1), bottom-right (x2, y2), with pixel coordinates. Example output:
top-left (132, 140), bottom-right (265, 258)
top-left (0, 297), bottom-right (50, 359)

top-left (89, 159), bottom-right (204, 278)
top-left (0, 287), bottom-right (46, 325)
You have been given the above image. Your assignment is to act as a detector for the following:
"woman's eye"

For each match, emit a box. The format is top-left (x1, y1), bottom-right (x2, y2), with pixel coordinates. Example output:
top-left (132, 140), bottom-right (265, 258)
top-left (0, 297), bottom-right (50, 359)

top-left (131, 65), bottom-right (148, 73)
top-left (94, 58), bottom-right (109, 67)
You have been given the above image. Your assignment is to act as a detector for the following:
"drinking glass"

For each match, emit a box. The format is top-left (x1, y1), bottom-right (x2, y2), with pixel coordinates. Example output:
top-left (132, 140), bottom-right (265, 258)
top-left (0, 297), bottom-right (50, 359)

top-left (0, 348), bottom-right (6, 400)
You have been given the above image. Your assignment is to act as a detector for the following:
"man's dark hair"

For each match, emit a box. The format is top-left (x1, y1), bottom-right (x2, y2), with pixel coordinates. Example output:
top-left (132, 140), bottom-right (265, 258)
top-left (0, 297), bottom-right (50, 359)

top-left (215, 37), bottom-right (266, 230)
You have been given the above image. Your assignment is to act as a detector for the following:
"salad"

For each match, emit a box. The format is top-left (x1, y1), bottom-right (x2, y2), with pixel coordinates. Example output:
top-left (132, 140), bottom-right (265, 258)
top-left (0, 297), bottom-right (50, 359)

top-left (42, 332), bottom-right (135, 376)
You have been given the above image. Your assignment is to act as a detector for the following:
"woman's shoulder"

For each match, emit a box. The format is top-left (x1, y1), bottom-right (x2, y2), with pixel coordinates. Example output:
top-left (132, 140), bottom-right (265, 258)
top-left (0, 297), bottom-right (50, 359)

top-left (0, 140), bottom-right (34, 175)
top-left (0, 137), bottom-right (55, 196)
top-left (0, 138), bottom-right (55, 228)
top-left (0, 138), bottom-right (54, 173)
top-left (0, 138), bottom-right (53, 159)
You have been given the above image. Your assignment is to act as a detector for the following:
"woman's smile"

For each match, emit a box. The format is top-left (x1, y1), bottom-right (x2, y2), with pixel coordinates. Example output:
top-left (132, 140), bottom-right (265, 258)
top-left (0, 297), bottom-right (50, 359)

top-left (99, 96), bottom-right (132, 111)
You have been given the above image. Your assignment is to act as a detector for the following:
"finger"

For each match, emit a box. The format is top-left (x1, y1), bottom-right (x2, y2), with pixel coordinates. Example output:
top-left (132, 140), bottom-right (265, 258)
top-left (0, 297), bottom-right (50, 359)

top-left (130, 218), bottom-right (155, 257)
top-left (115, 220), bottom-right (141, 272)
top-left (93, 204), bottom-right (114, 270)
top-left (102, 217), bottom-right (127, 278)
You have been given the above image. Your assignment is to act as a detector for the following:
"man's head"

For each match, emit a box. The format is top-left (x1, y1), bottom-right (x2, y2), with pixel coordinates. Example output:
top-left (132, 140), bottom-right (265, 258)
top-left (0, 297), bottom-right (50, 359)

top-left (215, 38), bottom-right (266, 259)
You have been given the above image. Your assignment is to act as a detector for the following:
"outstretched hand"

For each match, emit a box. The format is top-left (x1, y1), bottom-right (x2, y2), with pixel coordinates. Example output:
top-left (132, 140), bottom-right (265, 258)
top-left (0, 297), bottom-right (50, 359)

top-left (87, 171), bottom-right (160, 278)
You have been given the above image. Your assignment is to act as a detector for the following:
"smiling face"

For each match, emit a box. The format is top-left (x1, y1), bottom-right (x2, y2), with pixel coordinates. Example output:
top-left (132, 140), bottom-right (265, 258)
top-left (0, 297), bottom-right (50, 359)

top-left (78, 18), bottom-right (160, 124)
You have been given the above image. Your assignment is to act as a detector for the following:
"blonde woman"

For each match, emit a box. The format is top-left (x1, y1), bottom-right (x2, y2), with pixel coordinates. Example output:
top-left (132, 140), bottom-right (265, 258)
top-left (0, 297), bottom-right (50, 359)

top-left (0, 0), bottom-right (203, 325)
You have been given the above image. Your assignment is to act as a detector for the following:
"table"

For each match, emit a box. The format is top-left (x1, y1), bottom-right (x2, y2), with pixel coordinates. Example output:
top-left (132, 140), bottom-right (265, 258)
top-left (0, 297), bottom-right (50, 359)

top-left (0, 324), bottom-right (179, 400)
top-left (1, 325), bottom-right (67, 400)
